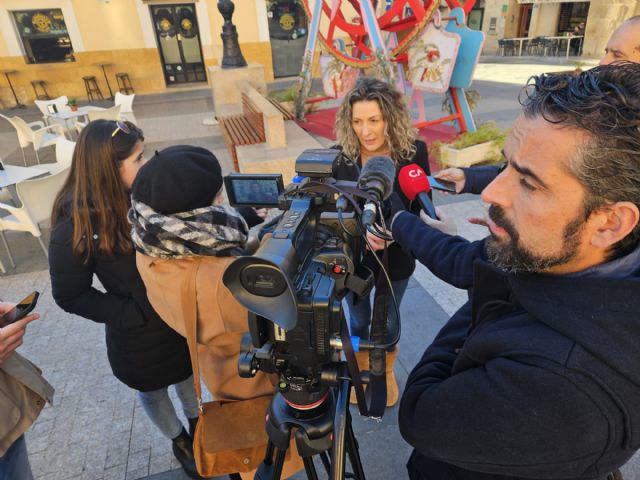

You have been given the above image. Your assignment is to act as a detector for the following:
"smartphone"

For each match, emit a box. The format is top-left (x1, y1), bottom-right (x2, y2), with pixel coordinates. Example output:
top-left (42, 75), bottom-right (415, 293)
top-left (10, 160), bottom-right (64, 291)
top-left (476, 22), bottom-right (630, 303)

top-left (428, 176), bottom-right (457, 193)
top-left (46, 104), bottom-right (58, 114)
top-left (0, 292), bottom-right (40, 327)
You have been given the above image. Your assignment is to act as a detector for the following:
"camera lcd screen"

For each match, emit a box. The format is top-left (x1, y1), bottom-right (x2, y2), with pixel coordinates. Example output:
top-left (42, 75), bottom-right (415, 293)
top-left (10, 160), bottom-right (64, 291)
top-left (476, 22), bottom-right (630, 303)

top-left (224, 174), bottom-right (284, 208)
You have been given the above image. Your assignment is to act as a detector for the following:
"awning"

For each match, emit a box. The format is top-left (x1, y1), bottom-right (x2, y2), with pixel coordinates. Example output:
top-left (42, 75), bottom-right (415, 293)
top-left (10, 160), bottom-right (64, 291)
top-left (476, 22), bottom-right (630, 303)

top-left (517, 0), bottom-right (589, 3)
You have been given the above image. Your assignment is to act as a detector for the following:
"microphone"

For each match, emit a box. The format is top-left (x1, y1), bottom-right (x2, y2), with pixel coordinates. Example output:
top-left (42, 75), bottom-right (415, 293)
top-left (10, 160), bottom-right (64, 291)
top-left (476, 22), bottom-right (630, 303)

top-left (357, 156), bottom-right (396, 227)
top-left (398, 164), bottom-right (439, 220)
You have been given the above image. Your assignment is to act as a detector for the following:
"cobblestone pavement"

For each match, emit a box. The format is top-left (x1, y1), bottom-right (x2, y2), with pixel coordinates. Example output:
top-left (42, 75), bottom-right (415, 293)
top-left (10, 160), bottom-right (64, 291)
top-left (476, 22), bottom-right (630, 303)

top-left (1, 57), bottom-right (638, 480)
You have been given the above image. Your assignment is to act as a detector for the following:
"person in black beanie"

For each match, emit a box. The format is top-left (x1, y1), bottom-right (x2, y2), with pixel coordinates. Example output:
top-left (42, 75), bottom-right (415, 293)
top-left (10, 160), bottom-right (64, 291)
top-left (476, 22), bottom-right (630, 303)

top-left (129, 145), bottom-right (303, 478)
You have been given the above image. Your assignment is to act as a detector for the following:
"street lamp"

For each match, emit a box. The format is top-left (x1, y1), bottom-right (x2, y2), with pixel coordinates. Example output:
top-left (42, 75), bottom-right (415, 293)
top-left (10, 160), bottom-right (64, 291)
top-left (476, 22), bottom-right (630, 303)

top-left (217, 0), bottom-right (247, 68)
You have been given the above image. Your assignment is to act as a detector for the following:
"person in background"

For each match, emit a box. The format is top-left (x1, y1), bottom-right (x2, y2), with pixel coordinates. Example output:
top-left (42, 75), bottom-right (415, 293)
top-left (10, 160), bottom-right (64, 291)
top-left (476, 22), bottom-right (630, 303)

top-left (0, 306), bottom-right (53, 480)
top-left (601, 16), bottom-right (640, 65)
top-left (48, 121), bottom-right (203, 480)
top-left (332, 76), bottom-right (431, 407)
top-left (130, 145), bottom-right (303, 479)
top-left (572, 21), bottom-right (585, 56)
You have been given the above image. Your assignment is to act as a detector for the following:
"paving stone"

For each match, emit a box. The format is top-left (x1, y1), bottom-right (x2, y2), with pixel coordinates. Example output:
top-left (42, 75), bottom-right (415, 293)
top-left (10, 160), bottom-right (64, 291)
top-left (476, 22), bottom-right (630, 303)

top-left (103, 464), bottom-right (127, 480)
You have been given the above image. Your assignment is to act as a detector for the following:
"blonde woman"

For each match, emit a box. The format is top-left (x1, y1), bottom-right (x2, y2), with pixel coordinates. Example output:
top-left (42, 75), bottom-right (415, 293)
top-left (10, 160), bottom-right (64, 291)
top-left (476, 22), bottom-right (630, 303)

top-left (333, 77), bottom-right (431, 407)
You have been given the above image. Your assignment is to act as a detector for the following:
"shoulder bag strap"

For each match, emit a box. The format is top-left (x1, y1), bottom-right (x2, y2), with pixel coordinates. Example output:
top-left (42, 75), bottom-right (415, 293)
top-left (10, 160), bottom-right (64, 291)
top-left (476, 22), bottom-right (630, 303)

top-left (181, 260), bottom-right (204, 410)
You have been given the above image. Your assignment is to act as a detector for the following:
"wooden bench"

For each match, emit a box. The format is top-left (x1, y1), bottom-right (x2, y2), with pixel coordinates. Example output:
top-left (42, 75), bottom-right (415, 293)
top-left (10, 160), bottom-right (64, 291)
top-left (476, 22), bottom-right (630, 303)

top-left (218, 93), bottom-right (265, 171)
top-left (266, 97), bottom-right (295, 121)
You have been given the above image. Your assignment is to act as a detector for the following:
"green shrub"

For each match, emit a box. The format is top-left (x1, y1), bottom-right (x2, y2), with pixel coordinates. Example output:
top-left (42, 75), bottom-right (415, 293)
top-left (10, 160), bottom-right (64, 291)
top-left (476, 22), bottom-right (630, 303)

top-left (449, 122), bottom-right (508, 149)
top-left (433, 122), bottom-right (509, 166)
top-left (269, 84), bottom-right (322, 103)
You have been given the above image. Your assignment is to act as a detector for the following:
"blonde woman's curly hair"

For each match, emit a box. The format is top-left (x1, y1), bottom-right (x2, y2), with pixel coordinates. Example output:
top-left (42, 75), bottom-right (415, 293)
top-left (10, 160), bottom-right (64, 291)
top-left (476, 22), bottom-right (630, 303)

top-left (335, 77), bottom-right (417, 163)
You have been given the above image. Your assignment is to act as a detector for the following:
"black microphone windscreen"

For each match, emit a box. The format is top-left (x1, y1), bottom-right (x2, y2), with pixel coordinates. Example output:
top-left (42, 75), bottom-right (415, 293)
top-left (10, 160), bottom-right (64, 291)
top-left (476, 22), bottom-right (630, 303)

top-left (358, 156), bottom-right (396, 200)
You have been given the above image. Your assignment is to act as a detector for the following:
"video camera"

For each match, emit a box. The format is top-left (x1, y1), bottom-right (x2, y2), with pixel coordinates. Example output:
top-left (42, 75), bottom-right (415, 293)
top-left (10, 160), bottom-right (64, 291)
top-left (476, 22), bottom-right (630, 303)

top-left (223, 148), bottom-right (395, 409)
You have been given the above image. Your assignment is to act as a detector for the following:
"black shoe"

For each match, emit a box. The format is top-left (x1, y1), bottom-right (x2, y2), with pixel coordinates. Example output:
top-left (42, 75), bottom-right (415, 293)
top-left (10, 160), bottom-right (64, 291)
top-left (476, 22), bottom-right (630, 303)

top-left (172, 428), bottom-right (205, 480)
top-left (188, 416), bottom-right (199, 438)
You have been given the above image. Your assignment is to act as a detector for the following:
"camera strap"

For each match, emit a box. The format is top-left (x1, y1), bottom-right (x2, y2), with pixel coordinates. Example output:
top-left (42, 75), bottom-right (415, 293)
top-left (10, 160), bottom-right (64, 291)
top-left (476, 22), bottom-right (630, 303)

top-left (341, 248), bottom-right (390, 418)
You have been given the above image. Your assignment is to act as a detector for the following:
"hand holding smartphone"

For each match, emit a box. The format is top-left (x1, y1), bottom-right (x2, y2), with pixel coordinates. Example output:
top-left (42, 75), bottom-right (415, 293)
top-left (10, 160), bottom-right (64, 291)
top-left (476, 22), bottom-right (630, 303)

top-left (0, 292), bottom-right (40, 328)
top-left (428, 176), bottom-right (457, 193)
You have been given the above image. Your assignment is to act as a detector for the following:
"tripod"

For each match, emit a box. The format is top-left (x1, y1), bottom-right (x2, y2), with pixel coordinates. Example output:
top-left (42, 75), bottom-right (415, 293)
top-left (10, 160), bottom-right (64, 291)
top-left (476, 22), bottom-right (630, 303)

top-left (255, 371), bottom-right (365, 480)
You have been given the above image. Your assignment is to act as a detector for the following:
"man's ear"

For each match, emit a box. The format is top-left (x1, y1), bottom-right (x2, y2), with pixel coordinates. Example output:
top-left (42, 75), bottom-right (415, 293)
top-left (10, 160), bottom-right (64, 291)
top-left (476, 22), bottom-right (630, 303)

top-left (590, 201), bottom-right (640, 249)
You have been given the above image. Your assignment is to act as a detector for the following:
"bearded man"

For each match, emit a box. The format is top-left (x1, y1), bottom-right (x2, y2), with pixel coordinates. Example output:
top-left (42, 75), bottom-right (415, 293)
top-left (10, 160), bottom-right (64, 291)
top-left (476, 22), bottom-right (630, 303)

top-left (391, 63), bottom-right (640, 480)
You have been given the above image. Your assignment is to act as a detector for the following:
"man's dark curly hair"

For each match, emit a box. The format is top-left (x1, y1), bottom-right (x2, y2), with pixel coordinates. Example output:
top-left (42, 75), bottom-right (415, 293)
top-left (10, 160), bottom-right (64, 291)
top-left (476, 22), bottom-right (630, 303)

top-left (519, 62), bottom-right (640, 260)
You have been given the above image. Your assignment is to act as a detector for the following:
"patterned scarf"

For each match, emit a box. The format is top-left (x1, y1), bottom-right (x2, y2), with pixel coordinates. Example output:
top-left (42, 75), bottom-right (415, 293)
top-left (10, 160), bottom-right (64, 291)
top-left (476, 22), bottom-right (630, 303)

top-left (129, 199), bottom-right (249, 259)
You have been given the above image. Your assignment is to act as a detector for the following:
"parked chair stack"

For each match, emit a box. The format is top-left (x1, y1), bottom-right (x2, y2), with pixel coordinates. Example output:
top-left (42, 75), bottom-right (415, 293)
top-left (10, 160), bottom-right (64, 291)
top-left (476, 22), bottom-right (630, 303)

top-left (498, 39), bottom-right (516, 56)
top-left (541, 38), bottom-right (559, 56)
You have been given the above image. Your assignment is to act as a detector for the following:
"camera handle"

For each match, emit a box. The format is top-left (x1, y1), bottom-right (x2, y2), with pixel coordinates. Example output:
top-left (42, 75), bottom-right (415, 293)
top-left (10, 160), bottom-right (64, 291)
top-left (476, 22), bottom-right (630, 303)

top-left (255, 372), bottom-right (365, 480)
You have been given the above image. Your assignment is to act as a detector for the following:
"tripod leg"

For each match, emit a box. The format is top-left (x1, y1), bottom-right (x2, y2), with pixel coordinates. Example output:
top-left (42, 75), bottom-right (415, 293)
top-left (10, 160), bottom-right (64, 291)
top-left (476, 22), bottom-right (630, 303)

top-left (319, 452), bottom-right (331, 475)
top-left (345, 411), bottom-right (365, 480)
top-left (302, 456), bottom-right (320, 480)
top-left (254, 441), bottom-right (288, 480)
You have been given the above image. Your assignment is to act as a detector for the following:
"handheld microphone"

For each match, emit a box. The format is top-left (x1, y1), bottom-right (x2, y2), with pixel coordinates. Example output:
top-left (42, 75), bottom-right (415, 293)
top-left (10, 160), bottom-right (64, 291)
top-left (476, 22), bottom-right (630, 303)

top-left (357, 156), bottom-right (396, 227)
top-left (398, 164), bottom-right (439, 220)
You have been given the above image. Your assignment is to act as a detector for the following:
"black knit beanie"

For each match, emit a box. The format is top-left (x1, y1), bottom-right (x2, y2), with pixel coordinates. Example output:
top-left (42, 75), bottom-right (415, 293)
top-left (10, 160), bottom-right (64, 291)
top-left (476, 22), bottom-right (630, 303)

top-left (131, 145), bottom-right (223, 214)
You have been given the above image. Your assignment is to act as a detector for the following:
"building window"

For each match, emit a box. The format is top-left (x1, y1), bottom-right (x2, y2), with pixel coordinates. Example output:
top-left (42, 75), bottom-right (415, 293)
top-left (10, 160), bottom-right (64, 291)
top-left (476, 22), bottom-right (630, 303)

top-left (468, 8), bottom-right (484, 31)
top-left (12, 9), bottom-right (75, 64)
top-left (557, 2), bottom-right (590, 35)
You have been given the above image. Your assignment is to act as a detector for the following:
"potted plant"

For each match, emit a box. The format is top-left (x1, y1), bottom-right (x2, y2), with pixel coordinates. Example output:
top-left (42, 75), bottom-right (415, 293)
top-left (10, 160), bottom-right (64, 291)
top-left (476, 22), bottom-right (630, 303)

top-left (67, 98), bottom-right (78, 112)
top-left (268, 85), bottom-right (322, 116)
top-left (434, 122), bottom-right (508, 168)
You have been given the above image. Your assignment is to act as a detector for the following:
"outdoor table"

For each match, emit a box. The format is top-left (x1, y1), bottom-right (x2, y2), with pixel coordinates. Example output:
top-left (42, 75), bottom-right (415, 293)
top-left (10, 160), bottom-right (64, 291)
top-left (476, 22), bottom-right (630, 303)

top-left (0, 164), bottom-right (48, 189)
top-left (94, 63), bottom-right (114, 100)
top-left (47, 105), bottom-right (105, 138)
top-left (0, 69), bottom-right (26, 109)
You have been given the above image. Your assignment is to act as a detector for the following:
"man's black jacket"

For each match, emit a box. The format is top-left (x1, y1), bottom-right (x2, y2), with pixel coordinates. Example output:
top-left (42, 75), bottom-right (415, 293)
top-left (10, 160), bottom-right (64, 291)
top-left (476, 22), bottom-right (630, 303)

top-left (392, 213), bottom-right (640, 480)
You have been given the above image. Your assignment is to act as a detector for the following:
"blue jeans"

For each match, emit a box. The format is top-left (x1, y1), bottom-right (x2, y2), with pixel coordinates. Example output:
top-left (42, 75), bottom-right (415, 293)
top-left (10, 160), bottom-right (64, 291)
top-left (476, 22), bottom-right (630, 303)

top-left (345, 278), bottom-right (409, 341)
top-left (0, 435), bottom-right (33, 480)
top-left (138, 375), bottom-right (199, 440)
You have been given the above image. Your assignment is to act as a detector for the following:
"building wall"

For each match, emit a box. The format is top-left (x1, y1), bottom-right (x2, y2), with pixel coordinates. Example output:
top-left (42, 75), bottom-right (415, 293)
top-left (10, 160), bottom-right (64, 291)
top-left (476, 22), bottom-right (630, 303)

top-left (0, 32), bottom-right (8, 58)
top-left (529, 3), bottom-right (561, 37)
top-left (479, 0), bottom-right (518, 54)
top-left (0, 0), bottom-right (276, 106)
top-left (71, 0), bottom-right (144, 51)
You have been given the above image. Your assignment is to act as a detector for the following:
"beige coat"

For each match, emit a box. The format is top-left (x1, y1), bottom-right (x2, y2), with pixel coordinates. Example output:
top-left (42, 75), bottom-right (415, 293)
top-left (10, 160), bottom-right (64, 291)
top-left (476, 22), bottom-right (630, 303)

top-left (137, 253), bottom-right (303, 478)
top-left (136, 253), bottom-right (274, 400)
top-left (0, 352), bottom-right (54, 455)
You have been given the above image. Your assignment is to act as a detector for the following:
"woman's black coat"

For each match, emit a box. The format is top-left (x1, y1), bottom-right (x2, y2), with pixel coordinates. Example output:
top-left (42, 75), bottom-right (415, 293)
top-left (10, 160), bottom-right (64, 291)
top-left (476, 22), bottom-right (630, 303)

top-left (332, 139), bottom-right (431, 281)
top-left (49, 212), bottom-right (192, 392)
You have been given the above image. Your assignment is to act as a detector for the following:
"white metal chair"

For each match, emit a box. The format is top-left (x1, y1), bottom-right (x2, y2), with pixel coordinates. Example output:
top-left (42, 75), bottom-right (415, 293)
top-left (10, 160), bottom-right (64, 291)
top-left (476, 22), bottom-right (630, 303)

top-left (0, 167), bottom-right (70, 266)
top-left (0, 114), bottom-right (65, 166)
top-left (55, 138), bottom-right (75, 169)
top-left (114, 92), bottom-right (137, 124)
top-left (39, 138), bottom-right (75, 175)
top-left (75, 105), bottom-right (122, 132)
top-left (34, 96), bottom-right (70, 124)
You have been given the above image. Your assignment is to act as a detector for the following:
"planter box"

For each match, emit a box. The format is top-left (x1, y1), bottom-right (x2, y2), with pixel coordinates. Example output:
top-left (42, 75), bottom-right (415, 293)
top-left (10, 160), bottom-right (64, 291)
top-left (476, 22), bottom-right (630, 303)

top-left (440, 141), bottom-right (501, 168)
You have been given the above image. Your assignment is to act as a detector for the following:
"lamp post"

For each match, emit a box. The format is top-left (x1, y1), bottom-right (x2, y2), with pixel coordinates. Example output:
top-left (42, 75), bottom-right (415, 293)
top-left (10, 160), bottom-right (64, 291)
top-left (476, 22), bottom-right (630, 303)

top-left (217, 0), bottom-right (247, 68)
